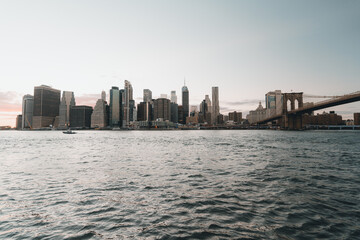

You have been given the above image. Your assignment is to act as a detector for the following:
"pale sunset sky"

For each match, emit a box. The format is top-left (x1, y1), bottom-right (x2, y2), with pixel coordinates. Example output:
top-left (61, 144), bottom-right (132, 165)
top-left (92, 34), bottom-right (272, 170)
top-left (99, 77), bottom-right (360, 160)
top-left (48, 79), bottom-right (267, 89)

top-left (0, 0), bottom-right (359, 127)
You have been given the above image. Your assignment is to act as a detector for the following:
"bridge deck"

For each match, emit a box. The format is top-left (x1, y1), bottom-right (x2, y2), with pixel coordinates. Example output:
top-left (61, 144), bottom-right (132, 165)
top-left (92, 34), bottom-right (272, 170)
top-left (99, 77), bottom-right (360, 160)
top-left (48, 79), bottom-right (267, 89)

top-left (254, 91), bottom-right (360, 125)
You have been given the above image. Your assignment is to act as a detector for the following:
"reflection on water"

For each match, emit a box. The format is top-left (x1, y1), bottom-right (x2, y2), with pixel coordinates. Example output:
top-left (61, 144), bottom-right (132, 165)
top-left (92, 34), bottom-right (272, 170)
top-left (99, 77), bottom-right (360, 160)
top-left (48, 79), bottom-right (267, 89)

top-left (0, 130), bottom-right (359, 239)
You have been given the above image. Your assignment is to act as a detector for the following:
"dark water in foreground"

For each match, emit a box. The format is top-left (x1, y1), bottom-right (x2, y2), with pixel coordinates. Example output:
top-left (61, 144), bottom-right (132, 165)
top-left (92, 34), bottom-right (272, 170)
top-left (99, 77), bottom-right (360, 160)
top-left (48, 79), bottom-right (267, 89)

top-left (0, 130), bottom-right (359, 239)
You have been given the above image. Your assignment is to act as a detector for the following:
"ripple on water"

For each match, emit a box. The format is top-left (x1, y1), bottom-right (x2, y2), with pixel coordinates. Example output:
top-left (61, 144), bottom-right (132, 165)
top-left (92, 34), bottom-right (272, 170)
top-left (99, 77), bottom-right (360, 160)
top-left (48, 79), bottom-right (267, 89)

top-left (0, 130), bottom-right (359, 239)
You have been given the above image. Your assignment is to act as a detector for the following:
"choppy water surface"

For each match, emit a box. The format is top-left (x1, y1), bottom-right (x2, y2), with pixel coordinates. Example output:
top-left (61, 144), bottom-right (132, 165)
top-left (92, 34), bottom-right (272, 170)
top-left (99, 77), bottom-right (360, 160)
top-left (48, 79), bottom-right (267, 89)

top-left (0, 130), bottom-right (359, 239)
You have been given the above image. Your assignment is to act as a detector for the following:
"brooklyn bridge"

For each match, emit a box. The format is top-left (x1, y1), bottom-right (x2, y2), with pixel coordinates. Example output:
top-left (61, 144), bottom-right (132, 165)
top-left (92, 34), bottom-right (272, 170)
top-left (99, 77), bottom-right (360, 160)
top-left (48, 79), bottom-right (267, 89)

top-left (253, 91), bottom-right (360, 130)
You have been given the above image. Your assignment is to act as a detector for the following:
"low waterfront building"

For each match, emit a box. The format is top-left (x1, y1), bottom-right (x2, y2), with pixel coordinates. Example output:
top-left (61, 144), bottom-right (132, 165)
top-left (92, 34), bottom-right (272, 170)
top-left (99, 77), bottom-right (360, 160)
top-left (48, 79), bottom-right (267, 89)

top-left (246, 102), bottom-right (267, 124)
top-left (136, 120), bottom-right (176, 129)
top-left (354, 113), bottom-right (360, 125)
top-left (228, 111), bottom-right (242, 123)
top-left (186, 115), bottom-right (198, 125)
top-left (303, 111), bottom-right (343, 125)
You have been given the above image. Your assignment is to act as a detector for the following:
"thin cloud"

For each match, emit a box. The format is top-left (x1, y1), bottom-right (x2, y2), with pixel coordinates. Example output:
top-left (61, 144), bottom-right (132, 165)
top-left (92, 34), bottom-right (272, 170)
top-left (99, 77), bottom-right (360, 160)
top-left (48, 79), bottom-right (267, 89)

top-left (75, 94), bottom-right (100, 107)
top-left (0, 91), bottom-right (22, 112)
top-left (223, 99), bottom-right (262, 106)
top-left (0, 112), bottom-right (19, 117)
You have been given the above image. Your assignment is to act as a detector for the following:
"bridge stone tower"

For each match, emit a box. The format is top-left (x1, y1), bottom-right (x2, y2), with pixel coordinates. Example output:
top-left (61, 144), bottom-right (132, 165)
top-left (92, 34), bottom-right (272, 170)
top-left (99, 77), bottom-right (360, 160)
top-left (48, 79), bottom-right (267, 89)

top-left (282, 92), bottom-right (304, 130)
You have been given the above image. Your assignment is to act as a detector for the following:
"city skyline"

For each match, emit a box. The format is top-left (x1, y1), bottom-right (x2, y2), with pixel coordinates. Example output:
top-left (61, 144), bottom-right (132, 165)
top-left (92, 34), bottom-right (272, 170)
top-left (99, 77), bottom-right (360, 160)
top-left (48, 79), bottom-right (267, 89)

top-left (1, 0), bottom-right (360, 126)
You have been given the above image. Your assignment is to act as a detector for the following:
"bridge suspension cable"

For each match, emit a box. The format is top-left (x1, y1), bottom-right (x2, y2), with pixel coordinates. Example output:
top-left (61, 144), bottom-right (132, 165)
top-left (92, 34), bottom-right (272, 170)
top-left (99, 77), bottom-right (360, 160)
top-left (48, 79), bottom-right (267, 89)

top-left (303, 94), bottom-right (340, 98)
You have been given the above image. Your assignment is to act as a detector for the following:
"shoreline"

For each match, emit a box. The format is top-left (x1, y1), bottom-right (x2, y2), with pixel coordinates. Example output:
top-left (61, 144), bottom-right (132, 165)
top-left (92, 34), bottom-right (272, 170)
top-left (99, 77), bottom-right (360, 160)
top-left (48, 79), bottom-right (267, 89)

top-left (3, 125), bottom-right (360, 131)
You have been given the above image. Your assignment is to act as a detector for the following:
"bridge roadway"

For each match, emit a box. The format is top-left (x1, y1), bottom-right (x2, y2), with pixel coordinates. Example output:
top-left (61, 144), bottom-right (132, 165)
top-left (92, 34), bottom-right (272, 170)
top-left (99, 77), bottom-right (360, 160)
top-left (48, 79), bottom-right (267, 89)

top-left (254, 91), bottom-right (360, 125)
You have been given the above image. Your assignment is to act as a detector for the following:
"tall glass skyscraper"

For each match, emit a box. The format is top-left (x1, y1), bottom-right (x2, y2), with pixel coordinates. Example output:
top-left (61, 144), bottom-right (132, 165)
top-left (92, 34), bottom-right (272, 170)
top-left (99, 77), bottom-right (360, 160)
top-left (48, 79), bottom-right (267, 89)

top-left (110, 86), bottom-right (120, 127)
top-left (124, 80), bottom-right (133, 127)
top-left (22, 94), bottom-right (33, 129)
top-left (182, 84), bottom-right (189, 124)
top-left (212, 86), bottom-right (219, 124)
top-left (59, 91), bottom-right (75, 128)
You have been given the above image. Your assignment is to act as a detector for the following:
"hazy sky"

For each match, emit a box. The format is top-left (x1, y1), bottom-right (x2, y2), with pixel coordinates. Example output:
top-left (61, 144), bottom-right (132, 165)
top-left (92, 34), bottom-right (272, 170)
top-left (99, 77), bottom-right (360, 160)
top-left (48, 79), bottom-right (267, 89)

top-left (1, 0), bottom-right (359, 126)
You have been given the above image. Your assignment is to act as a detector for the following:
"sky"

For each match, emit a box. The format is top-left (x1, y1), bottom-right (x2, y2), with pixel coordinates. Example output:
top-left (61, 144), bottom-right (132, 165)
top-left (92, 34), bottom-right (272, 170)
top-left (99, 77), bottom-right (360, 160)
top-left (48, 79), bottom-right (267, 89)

top-left (0, 0), bottom-right (359, 127)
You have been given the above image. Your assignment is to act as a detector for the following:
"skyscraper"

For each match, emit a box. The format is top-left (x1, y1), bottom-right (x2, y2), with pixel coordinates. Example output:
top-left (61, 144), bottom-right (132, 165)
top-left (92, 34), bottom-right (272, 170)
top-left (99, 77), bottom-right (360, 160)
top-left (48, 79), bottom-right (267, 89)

top-left (200, 99), bottom-right (208, 114)
top-left (170, 102), bottom-right (178, 123)
top-left (32, 85), bottom-right (61, 129)
top-left (265, 90), bottom-right (282, 117)
top-left (129, 99), bottom-right (136, 122)
top-left (119, 89), bottom-right (125, 127)
top-left (91, 92), bottom-right (108, 128)
top-left (137, 102), bottom-right (152, 122)
top-left (16, 115), bottom-right (22, 130)
top-left (70, 106), bottom-right (93, 128)
top-left (154, 98), bottom-right (171, 121)
top-left (101, 90), bottom-right (106, 102)
top-left (124, 80), bottom-right (133, 126)
top-left (110, 86), bottom-right (120, 127)
top-left (58, 91), bottom-right (75, 128)
top-left (143, 89), bottom-right (152, 102)
top-left (205, 95), bottom-right (211, 114)
top-left (212, 86), bottom-right (219, 124)
top-left (182, 83), bottom-right (189, 124)
top-left (171, 91), bottom-right (177, 103)
top-left (22, 94), bottom-right (33, 129)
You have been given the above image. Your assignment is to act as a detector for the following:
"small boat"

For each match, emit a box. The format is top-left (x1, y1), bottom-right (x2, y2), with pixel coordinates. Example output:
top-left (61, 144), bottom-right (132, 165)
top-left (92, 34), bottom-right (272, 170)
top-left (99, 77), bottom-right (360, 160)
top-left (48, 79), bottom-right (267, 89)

top-left (63, 129), bottom-right (76, 134)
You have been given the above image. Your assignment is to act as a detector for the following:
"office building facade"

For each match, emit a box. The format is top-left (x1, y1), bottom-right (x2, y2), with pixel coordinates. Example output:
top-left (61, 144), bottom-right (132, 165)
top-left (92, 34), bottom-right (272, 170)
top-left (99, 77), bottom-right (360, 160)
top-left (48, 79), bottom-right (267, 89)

top-left (182, 85), bottom-right (189, 123)
top-left (32, 85), bottom-right (61, 129)
top-left (22, 94), bottom-right (34, 129)
top-left (354, 113), bottom-right (360, 125)
top-left (101, 90), bottom-right (106, 102)
top-left (70, 106), bottom-right (93, 128)
top-left (171, 91), bottom-right (177, 103)
top-left (58, 91), bottom-right (75, 128)
top-left (229, 111), bottom-right (242, 123)
top-left (124, 80), bottom-right (133, 126)
top-left (110, 87), bottom-right (121, 127)
top-left (16, 115), bottom-right (22, 130)
top-left (265, 90), bottom-right (283, 118)
top-left (137, 102), bottom-right (152, 122)
top-left (171, 102), bottom-right (178, 123)
top-left (154, 98), bottom-right (171, 121)
top-left (143, 89), bottom-right (152, 102)
top-left (91, 98), bottom-right (108, 128)
top-left (212, 86), bottom-right (219, 124)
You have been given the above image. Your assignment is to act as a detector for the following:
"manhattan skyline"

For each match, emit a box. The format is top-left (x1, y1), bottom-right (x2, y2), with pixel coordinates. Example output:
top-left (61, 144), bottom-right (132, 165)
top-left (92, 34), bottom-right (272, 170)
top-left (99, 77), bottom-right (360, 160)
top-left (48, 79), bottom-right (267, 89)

top-left (1, 0), bottom-right (359, 126)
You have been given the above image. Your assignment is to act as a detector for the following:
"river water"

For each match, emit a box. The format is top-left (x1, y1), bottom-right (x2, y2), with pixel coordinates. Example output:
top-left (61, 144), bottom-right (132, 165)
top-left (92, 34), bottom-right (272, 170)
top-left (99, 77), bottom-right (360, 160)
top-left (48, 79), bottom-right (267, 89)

top-left (0, 130), bottom-right (359, 239)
